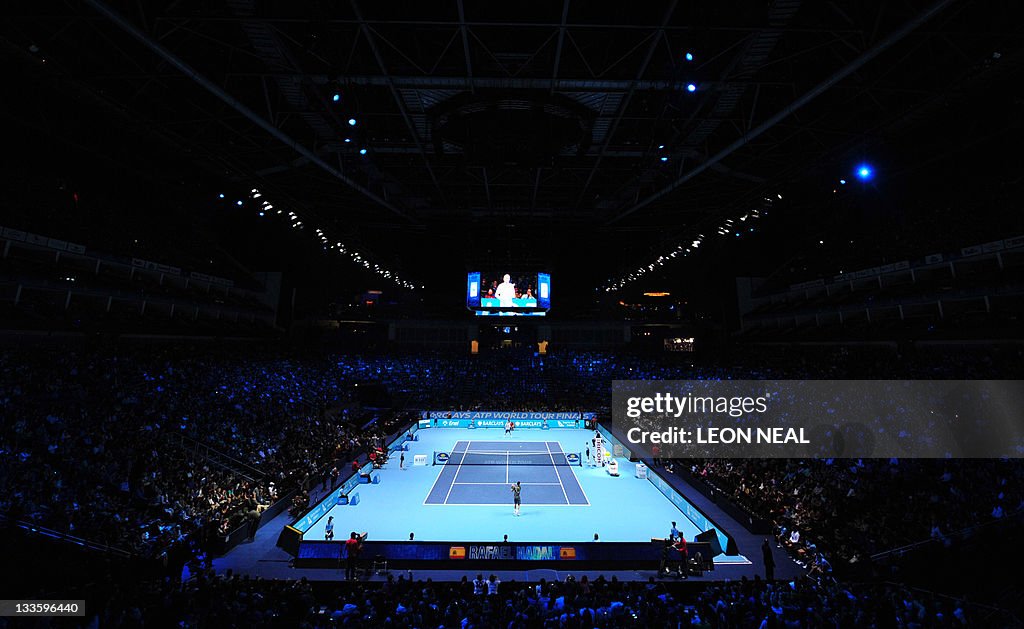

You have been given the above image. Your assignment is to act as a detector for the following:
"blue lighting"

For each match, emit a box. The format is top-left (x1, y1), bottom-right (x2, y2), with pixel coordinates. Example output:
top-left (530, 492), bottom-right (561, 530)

top-left (660, 156), bottom-right (668, 162)
top-left (344, 137), bottom-right (351, 143)
top-left (348, 118), bottom-right (357, 126)
top-left (856, 164), bottom-right (873, 181)
top-left (332, 93), bottom-right (340, 102)
top-left (687, 83), bottom-right (696, 92)
top-left (236, 200), bottom-right (243, 206)
top-left (658, 144), bottom-right (665, 149)
top-left (359, 148), bottom-right (367, 155)
top-left (685, 52), bottom-right (694, 61)
top-left (839, 179), bottom-right (847, 185)
top-left (218, 193), bottom-right (225, 199)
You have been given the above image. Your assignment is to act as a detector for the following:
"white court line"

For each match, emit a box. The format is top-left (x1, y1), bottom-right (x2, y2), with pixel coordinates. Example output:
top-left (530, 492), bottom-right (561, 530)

top-left (549, 441), bottom-right (592, 506)
top-left (572, 470), bottom-right (592, 506)
top-left (546, 441), bottom-right (572, 505)
top-left (424, 440), bottom-right (590, 506)
top-left (423, 502), bottom-right (592, 507)
top-left (441, 443), bottom-right (470, 505)
top-left (465, 449), bottom-right (554, 452)
top-left (423, 440), bottom-right (468, 505)
top-left (448, 485), bottom-right (561, 489)
top-left (442, 456), bottom-right (467, 504)
top-left (505, 451), bottom-right (509, 484)
top-left (460, 451), bottom-right (557, 455)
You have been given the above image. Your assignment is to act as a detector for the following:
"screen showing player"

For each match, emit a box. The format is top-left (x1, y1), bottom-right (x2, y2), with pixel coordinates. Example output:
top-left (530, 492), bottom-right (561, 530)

top-left (467, 272), bottom-right (550, 316)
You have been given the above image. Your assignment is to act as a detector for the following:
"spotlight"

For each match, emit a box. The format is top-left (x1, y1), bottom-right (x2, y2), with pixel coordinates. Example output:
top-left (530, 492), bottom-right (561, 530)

top-left (658, 144), bottom-right (665, 149)
top-left (332, 93), bottom-right (341, 102)
top-left (344, 138), bottom-right (352, 143)
top-left (856, 164), bottom-right (873, 181)
top-left (359, 148), bottom-right (367, 155)
top-left (218, 193), bottom-right (225, 199)
top-left (348, 118), bottom-right (357, 126)
top-left (236, 200), bottom-right (243, 206)
top-left (685, 52), bottom-right (694, 62)
top-left (660, 156), bottom-right (668, 162)
top-left (839, 179), bottom-right (847, 185)
top-left (687, 83), bottom-right (696, 92)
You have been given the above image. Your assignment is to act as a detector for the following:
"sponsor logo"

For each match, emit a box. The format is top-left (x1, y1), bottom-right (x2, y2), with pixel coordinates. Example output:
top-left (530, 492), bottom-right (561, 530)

top-left (429, 411), bottom-right (595, 422)
top-left (469, 545), bottom-right (516, 560)
top-left (516, 545), bottom-right (558, 560)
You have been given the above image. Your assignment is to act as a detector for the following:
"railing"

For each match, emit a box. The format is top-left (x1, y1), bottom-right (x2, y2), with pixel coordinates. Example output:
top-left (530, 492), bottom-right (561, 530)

top-left (879, 581), bottom-right (1022, 627)
top-left (164, 432), bottom-right (265, 483)
top-left (0, 512), bottom-right (132, 558)
top-left (869, 509), bottom-right (1023, 563)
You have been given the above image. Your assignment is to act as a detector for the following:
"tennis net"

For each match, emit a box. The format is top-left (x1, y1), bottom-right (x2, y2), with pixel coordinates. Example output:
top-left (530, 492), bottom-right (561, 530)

top-left (433, 450), bottom-right (582, 466)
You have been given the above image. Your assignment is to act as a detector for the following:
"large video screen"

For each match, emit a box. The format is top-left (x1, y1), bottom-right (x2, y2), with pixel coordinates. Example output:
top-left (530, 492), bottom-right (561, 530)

top-left (467, 272), bottom-right (550, 316)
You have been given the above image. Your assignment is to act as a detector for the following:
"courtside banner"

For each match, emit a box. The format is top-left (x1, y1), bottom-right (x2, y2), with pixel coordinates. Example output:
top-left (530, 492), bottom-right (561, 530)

top-left (611, 380), bottom-right (1024, 458)
top-left (424, 411), bottom-right (595, 429)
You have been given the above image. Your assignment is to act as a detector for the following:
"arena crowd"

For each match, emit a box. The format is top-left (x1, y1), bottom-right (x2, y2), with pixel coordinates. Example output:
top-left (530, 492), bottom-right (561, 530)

top-left (2, 342), bottom-right (1021, 627)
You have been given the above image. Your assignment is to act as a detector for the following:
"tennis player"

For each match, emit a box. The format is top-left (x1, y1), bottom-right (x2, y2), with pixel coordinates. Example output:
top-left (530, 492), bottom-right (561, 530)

top-left (505, 420), bottom-right (513, 437)
top-left (495, 274), bottom-right (516, 308)
top-left (511, 481), bottom-right (522, 516)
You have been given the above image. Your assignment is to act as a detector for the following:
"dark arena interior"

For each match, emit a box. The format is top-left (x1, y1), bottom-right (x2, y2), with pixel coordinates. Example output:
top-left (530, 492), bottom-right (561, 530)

top-left (2, 1), bottom-right (1024, 627)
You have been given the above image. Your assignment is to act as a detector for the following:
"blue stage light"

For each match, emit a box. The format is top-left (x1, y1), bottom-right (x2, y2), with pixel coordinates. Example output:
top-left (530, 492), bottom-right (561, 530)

top-left (839, 179), bottom-right (847, 185)
top-left (236, 200), bottom-right (243, 206)
top-left (344, 137), bottom-right (351, 143)
top-left (685, 52), bottom-right (694, 61)
top-left (359, 148), bottom-right (367, 155)
top-left (332, 93), bottom-right (340, 102)
top-left (856, 164), bottom-right (873, 181)
top-left (687, 83), bottom-right (696, 92)
top-left (348, 118), bottom-right (357, 126)
top-left (218, 193), bottom-right (225, 199)
top-left (660, 156), bottom-right (668, 162)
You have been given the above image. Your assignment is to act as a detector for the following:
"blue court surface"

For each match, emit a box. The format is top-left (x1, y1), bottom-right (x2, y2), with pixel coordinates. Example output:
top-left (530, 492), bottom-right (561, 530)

top-left (304, 427), bottom-right (747, 563)
top-left (424, 441), bottom-right (589, 506)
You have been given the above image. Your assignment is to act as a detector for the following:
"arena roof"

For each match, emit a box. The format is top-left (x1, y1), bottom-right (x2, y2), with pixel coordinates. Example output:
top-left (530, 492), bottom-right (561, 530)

top-left (2, 1), bottom-right (1022, 303)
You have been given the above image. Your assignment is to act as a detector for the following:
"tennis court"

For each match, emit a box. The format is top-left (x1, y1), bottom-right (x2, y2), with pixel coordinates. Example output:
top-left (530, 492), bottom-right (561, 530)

top-left (424, 440), bottom-right (589, 506)
top-left (299, 425), bottom-right (746, 561)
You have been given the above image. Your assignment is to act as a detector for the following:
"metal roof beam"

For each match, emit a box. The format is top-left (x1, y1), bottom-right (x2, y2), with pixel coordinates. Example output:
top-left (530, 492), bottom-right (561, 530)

top-left (573, 0), bottom-right (679, 208)
top-left (604, 0), bottom-right (960, 226)
top-left (351, 0), bottom-right (449, 208)
top-left (84, 0), bottom-right (420, 225)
